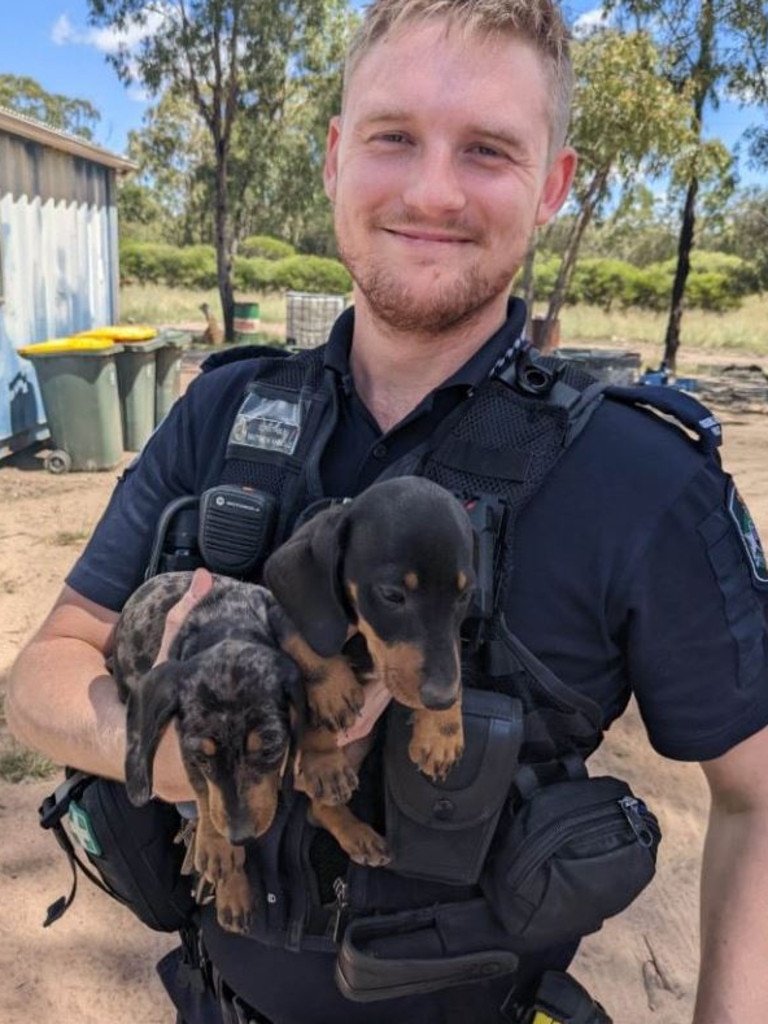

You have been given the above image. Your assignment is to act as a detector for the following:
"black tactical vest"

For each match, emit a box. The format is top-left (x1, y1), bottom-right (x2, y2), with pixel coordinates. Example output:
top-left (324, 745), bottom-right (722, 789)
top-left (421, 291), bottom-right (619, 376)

top-left (183, 340), bottom-right (720, 957)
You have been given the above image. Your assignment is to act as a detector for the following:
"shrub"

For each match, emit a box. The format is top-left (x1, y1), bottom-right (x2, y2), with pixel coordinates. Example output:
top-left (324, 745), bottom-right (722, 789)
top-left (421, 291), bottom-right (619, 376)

top-left (271, 255), bottom-right (352, 294)
top-left (233, 256), bottom-right (278, 293)
top-left (239, 235), bottom-right (297, 261)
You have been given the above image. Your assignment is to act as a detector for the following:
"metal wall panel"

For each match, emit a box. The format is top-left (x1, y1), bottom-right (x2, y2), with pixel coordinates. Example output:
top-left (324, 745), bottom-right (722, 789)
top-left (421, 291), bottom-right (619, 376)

top-left (0, 130), bottom-right (120, 460)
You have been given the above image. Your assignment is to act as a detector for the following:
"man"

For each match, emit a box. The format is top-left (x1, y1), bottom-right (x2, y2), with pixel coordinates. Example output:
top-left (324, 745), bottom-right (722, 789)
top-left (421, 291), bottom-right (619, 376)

top-left (8, 1), bottom-right (768, 1022)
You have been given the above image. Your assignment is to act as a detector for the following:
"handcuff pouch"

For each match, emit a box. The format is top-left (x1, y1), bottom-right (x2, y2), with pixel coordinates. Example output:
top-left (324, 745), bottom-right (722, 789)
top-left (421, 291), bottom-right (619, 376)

top-left (384, 688), bottom-right (523, 884)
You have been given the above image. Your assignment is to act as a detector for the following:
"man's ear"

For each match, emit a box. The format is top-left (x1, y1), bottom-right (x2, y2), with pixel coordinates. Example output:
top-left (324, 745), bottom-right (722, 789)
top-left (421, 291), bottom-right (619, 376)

top-left (535, 145), bottom-right (578, 226)
top-left (323, 115), bottom-right (342, 203)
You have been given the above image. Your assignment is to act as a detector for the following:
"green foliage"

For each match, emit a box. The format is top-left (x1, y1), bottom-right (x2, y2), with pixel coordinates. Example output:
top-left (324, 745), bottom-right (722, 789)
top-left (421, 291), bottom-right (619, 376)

top-left (239, 236), bottom-right (297, 261)
top-left (271, 255), bottom-right (351, 294)
top-left (0, 73), bottom-right (100, 139)
top-left (533, 250), bottom-right (760, 314)
top-left (122, 243), bottom-right (350, 294)
top-left (233, 257), bottom-right (277, 292)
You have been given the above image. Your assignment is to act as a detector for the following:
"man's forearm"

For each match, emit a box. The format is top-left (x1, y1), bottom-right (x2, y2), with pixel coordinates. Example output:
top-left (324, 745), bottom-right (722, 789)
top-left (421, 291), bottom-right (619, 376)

top-left (693, 804), bottom-right (768, 1023)
top-left (8, 635), bottom-right (128, 778)
top-left (7, 636), bottom-right (193, 802)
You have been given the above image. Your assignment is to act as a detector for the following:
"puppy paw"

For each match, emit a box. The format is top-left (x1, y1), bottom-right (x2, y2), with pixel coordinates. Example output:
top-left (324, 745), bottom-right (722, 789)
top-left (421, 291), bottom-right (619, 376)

top-left (409, 708), bottom-right (464, 782)
top-left (308, 677), bottom-right (365, 732)
top-left (195, 832), bottom-right (246, 884)
top-left (215, 867), bottom-right (255, 934)
top-left (296, 749), bottom-right (359, 805)
top-left (342, 824), bottom-right (391, 868)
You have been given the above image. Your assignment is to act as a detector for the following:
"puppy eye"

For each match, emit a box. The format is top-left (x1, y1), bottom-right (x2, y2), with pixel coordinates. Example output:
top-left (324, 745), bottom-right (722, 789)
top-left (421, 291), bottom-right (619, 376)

top-left (376, 585), bottom-right (406, 606)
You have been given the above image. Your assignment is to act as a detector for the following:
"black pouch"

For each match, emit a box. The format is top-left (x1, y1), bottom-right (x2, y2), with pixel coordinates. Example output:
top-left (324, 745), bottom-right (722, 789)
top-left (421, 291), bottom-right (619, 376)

top-left (39, 770), bottom-right (197, 931)
top-left (384, 688), bottom-right (523, 884)
top-left (481, 774), bottom-right (661, 952)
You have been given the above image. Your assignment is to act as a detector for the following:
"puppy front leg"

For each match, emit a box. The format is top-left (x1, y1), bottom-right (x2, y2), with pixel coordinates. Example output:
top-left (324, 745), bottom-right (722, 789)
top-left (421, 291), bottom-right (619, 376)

top-left (294, 725), bottom-right (360, 806)
top-left (409, 702), bottom-right (464, 781)
top-left (280, 630), bottom-right (364, 732)
top-left (309, 801), bottom-right (389, 867)
top-left (193, 787), bottom-right (253, 934)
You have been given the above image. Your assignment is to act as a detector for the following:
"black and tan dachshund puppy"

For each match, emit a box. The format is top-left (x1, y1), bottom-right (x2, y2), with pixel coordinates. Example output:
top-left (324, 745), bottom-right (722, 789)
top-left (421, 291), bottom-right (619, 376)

top-left (263, 476), bottom-right (476, 858)
top-left (110, 571), bottom-right (303, 933)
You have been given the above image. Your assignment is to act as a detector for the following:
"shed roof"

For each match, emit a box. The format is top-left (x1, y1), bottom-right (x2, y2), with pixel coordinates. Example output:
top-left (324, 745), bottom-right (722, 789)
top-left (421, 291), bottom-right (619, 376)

top-left (0, 105), bottom-right (137, 173)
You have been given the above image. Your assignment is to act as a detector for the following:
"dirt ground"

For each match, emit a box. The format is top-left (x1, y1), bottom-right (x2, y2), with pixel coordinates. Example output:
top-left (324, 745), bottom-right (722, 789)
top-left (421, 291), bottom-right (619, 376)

top-left (2, 349), bottom-right (768, 1024)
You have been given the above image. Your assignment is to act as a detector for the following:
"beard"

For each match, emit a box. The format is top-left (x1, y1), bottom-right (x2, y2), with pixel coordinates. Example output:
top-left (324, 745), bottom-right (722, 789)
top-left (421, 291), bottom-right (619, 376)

top-left (336, 223), bottom-right (524, 335)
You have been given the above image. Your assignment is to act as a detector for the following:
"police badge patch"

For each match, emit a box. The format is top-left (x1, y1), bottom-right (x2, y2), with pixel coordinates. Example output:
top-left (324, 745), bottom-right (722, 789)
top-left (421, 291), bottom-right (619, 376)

top-left (728, 482), bottom-right (768, 585)
top-left (229, 392), bottom-right (302, 456)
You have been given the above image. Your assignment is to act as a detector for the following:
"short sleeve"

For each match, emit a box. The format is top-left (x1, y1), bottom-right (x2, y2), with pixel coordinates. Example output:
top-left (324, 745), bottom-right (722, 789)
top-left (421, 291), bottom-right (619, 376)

top-left (66, 359), bottom-right (255, 611)
top-left (624, 459), bottom-right (768, 761)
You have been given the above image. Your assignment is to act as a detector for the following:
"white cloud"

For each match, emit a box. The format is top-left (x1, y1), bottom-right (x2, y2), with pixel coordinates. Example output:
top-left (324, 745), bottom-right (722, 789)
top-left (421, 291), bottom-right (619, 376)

top-left (50, 9), bottom-right (166, 56)
top-left (573, 6), bottom-right (612, 38)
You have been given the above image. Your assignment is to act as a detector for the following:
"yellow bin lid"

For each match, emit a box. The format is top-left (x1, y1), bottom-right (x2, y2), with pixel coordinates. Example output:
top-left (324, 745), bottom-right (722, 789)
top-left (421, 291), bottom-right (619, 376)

top-left (76, 325), bottom-right (158, 342)
top-left (18, 337), bottom-right (118, 356)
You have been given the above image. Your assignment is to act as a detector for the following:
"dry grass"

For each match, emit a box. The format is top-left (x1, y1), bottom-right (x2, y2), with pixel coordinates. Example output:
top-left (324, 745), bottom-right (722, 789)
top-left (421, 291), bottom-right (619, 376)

top-left (119, 285), bottom-right (287, 327)
top-left (550, 294), bottom-right (768, 360)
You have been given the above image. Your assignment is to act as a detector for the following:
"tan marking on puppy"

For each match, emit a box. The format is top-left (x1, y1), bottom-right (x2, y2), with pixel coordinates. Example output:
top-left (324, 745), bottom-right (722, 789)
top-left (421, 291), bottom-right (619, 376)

top-left (309, 802), bottom-right (390, 867)
top-left (244, 775), bottom-right (280, 836)
top-left (214, 864), bottom-right (254, 933)
top-left (409, 702), bottom-right (465, 781)
top-left (295, 746), bottom-right (360, 806)
top-left (206, 778), bottom-right (229, 838)
top-left (280, 630), bottom-right (364, 731)
top-left (457, 570), bottom-right (468, 591)
top-left (201, 738), bottom-right (217, 756)
top-left (246, 730), bottom-right (262, 755)
top-left (404, 572), bottom-right (419, 591)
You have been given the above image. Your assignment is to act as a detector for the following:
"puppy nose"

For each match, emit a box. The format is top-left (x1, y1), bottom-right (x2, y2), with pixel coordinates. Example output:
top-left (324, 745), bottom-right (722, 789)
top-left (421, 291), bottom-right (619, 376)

top-left (419, 680), bottom-right (458, 711)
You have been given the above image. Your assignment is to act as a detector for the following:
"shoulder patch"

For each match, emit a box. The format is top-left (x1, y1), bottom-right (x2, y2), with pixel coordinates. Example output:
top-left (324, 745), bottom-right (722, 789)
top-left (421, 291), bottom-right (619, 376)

top-left (728, 482), bottom-right (768, 585)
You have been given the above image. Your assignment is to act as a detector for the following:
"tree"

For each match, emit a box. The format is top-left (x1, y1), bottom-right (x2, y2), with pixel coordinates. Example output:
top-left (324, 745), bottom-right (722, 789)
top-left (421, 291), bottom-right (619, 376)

top-left (537, 29), bottom-right (697, 347)
top-left (0, 74), bottom-right (100, 139)
top-left (88, 0), bottom-right (351, 338)
top-left (606, 0), bottom-right (768, 371)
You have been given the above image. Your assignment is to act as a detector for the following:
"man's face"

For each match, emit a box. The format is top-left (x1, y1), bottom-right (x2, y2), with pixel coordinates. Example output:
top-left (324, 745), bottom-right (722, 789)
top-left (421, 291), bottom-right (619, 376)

top-left (324, 21), bottom-right (576, 335)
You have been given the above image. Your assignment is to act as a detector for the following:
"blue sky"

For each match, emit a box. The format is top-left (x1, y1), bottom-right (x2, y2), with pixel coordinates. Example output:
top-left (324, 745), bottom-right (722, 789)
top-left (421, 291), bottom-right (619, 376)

top-left (1, 0), bottom-right (765, 189)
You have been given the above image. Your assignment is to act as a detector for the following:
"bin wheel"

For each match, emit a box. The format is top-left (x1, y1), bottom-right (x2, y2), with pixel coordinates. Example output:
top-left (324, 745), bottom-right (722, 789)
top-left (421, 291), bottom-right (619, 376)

top-left (46, 449), bottom-right (72, 474)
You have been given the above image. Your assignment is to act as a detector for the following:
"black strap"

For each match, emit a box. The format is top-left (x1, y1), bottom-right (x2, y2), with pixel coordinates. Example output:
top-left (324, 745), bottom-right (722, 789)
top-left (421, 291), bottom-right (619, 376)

top-left (38, 771), bottom-right (131, 926)
top-left (605, 384), bottom-right (722, 454)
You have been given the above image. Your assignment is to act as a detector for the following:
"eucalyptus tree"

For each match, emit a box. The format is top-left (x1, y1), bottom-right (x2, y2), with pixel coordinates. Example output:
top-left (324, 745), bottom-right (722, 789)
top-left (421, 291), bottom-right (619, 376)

top-left (606, 0), bottom-right (768, 370)
top-left (0, 74), bottom-right (100, 139)
top-left (88, 0), bottom-right (352, 338)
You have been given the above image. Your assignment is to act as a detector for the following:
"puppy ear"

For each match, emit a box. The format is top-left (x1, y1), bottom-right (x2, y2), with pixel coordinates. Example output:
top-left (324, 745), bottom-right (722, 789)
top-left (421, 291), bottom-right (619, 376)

top-left (124, 662), bottom-right (182, 806)
top-left (263, 504), bottom-right (350, 656)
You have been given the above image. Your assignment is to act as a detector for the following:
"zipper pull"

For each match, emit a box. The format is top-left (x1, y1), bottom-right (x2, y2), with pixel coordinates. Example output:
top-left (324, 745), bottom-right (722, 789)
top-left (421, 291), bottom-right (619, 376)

top-left (619, 796), bottom-right (655, 848)
top-left (332, 876), bottom-right (350, 943)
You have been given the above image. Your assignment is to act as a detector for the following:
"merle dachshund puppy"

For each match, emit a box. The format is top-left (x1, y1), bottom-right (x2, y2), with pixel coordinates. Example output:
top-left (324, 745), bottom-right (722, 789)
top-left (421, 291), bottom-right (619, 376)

top-left (111, 572), bottom-right (303, 933)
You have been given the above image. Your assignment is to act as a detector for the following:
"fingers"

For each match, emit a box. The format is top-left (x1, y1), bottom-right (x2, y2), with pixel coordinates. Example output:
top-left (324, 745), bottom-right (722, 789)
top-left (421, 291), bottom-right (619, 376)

top-left (336, 678), bottom-right (392, 747)
top-left (154, 568), bottom-right (214, 665)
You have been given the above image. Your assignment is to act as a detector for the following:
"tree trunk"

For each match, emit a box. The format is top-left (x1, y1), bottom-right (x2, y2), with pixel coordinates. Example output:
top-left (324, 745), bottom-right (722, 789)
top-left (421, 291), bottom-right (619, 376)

top-left (661, 0), bottom-right (714, 373)
top-left (519, 240), bottom-right (536, 340)
top-left (214, 149), bottom-right (235, 341)
top-left (543, 166), bottom-right (610, 348)
top-left (662, 176), bottom-right (698, 373)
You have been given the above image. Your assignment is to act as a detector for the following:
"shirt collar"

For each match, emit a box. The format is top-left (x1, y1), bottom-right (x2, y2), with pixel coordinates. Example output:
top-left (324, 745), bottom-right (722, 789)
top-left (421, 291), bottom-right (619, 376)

top-left (323, 298), bottom-right (527, 391)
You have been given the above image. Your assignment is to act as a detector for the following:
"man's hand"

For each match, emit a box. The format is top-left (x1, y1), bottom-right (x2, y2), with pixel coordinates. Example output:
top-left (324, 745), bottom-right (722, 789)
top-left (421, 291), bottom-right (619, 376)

top-left (336, 677), bottom-right (392, 747)
top-left (150, 568), bottom-right (213, 801)
top-left (153, 567), bottom-right (214, 665)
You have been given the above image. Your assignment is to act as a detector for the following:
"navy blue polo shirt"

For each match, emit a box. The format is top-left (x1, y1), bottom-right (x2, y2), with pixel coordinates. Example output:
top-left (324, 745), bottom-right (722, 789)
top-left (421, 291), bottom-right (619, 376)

top-left (68, 302), bottom-right (768, 762)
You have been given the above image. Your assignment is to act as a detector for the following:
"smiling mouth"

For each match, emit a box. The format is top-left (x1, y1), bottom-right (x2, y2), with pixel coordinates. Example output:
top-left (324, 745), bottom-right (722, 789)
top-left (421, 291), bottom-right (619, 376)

top-left (383, 228), bottom-right (473, 245)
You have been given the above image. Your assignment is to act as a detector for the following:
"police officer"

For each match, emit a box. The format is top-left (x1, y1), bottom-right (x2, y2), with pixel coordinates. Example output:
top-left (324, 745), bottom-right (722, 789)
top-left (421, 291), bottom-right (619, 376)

top-left (8, 2), bottom-right (768, 1022)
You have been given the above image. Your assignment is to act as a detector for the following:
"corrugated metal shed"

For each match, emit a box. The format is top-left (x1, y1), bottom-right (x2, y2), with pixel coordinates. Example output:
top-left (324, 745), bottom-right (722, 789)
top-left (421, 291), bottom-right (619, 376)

top-left (0, 107), bottom-right (136, 460)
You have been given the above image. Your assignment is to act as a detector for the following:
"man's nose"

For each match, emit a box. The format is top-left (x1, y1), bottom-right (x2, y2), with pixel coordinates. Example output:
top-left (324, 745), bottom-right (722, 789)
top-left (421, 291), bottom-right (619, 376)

top-left (401, 145), bottom-right (467, 217)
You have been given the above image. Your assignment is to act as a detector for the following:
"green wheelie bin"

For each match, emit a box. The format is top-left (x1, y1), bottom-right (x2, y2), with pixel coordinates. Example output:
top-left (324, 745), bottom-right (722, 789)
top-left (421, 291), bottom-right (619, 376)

top-left (113, 335), bottom-right (166, 451)
top-left (18, 337), bottom-right (125, 473)
top-left (154, 329), bottom-right (193, 426)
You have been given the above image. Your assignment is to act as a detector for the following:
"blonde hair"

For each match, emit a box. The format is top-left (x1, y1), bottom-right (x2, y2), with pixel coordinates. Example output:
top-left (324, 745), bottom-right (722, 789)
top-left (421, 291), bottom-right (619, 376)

top-left (344, 0), bottom-right (573, 154)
